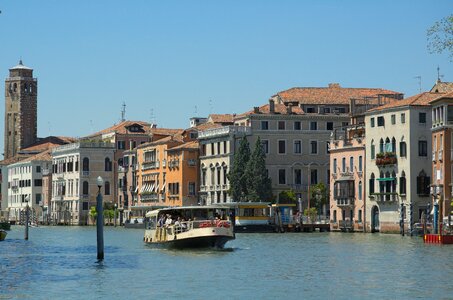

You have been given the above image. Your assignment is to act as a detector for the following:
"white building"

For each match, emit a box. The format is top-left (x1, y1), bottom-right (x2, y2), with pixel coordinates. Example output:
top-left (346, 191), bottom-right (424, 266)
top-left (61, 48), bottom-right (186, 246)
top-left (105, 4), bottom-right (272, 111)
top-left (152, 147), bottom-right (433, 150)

top-left (365, 92), bottom-right (442, 233)
top-left (6, 151), bottom-right (51, 223)
top-left (51, 141), bottom-right (115, 225)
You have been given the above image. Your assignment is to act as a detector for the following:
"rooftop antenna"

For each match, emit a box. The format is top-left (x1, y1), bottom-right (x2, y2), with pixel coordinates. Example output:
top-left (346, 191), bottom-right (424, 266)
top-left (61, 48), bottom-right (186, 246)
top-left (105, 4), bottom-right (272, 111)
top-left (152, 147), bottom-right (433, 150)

top-left (121, 102), bottom-right (126, 122)
top-left (414, 76), bottom-right (422, 93)
top-left (194, 105), bottom-right (198, 115)
top-left (209, 99), bottom-right (213, 114)
top-left (150, 108), bottom-right (156, 127)
top-left (90, 120), bottom-right (94, 133)
top-left (437, 66), bottom-right (444, 83)
top-left (48, 121), bottom-right (51, 137)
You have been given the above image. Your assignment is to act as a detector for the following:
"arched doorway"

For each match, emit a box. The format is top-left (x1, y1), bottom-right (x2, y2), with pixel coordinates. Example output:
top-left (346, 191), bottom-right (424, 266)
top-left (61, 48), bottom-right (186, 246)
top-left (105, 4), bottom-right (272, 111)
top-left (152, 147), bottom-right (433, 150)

top-left (371, 205), bottom-right (380, 233)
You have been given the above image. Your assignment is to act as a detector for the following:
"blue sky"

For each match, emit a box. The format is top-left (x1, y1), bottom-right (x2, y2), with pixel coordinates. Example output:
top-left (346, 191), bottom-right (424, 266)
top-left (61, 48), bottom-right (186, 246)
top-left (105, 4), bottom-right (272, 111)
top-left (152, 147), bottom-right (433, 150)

top-left (0, 0), bottom-right (452, 152)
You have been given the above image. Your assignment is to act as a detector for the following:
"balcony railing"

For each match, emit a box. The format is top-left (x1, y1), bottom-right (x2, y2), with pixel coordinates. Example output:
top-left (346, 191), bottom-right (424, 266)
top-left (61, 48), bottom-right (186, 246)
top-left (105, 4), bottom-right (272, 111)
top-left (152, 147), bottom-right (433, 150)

top-left (140, 193), bottom-right (159, 202)
top-left (168, 160), bottom-right (180, 168)
top-left (376, 152), bottom-right (397, 166)
top-left (372, 192), bottom-right (398, 202)
top-left (335, 197), bottom-right (355, 207)
top-left (188, 159), bottom-right (197, 166)
top-left (142, 161), bottom-right (160, 170)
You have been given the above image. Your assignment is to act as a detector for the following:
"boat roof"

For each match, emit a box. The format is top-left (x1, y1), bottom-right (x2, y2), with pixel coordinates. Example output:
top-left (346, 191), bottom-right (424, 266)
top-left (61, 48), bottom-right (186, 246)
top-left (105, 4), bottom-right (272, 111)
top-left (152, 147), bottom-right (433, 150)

top-left (145, 204), bottom-right (232, 217)
top-left (220, 202), bottom-right (271, 208)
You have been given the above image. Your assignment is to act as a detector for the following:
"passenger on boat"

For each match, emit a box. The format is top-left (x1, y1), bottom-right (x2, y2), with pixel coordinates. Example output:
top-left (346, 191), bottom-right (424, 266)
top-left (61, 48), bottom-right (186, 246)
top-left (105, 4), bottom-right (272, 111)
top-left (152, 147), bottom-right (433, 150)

top-left (158, 215), bottom-right (165, 227)
top-left (165, 215), bottom-right (173, 227)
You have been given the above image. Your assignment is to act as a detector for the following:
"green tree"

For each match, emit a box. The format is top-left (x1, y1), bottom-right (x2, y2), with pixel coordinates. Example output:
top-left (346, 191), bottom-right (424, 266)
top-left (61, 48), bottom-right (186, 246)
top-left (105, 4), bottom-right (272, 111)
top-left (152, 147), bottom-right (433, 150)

top-left (427, 14), bottom-right (453, 60)
top-left (228, 136), bottom-right (250, 201)
top-left (104, 209), bottom-right (114, 225)
top-left (89, 206), bottom-right (97, 224)
top-left (310, 182), bottom-right (328, 210)
top-left (244, 137), bottom-right (273, 202)
top-left (278, 190), bottom-right (296, 204)
top-left (304, 207), bottom-right (318, 223)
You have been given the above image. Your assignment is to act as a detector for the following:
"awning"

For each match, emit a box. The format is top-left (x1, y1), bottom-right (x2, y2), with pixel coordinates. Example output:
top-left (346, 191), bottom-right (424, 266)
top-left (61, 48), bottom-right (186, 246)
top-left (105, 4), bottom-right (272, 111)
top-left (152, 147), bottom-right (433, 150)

top-left (377, 178), bottom-right (396, 181)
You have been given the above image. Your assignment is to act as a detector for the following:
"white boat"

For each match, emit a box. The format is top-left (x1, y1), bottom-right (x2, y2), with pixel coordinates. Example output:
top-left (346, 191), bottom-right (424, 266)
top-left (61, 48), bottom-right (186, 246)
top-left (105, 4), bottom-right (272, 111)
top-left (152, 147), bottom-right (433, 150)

top-left (144, 205), bottom-right (235, 249)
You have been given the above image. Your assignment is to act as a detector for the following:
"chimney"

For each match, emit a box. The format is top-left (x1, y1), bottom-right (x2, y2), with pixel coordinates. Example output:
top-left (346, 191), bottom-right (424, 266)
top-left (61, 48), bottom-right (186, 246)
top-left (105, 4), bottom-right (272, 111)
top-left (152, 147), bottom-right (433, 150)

top-left (269, 99), bottom-right (275, 113)
top-left (286, 104), bottom-right (292, 114)
top-left (253, 107), bottom-right (260, 113)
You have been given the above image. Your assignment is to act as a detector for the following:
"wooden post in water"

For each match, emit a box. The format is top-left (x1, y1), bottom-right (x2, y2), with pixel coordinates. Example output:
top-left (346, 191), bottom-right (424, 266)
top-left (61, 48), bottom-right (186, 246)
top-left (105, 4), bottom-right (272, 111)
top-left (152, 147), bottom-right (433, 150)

top-left (96, 176), bottom-right (104, 260)
top-left (25, 203), bottom-right (29, 240)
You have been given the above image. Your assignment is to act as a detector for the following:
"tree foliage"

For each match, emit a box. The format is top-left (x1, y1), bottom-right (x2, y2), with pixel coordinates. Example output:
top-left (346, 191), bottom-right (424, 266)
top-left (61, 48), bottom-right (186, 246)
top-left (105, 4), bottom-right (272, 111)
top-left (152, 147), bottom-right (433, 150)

top-left (304, 207), bottom-right (318, 223)
top-left (427, 14), bottom-right (453, 60)
top-left (310, 182), bottom-right (328, 209)
top-left (245, 137), bottom-right (273, 201)
top-left (278, 190), bottom-right (297, 204)
top-left (228, 136), bottom-right (251, 201)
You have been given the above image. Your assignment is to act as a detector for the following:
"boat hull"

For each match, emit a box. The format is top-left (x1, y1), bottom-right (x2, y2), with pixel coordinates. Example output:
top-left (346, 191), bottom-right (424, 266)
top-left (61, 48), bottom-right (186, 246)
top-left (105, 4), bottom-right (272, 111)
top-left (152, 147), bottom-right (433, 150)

top-left (0, 230), bottom-right (7, 241)
top-left (146, 235), bottom-right (234, 249)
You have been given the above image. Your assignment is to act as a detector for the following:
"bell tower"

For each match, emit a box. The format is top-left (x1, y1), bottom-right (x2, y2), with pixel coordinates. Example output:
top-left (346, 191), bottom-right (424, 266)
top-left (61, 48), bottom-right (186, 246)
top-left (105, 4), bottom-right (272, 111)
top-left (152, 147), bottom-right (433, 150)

top-left (4, 60), bottom-right (38, 159)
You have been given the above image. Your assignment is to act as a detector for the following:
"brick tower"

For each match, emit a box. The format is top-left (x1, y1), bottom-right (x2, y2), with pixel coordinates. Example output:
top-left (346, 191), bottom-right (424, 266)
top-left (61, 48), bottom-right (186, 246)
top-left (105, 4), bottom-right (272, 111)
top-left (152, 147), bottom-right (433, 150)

top-left (4, 60), bottom-right (38, 159)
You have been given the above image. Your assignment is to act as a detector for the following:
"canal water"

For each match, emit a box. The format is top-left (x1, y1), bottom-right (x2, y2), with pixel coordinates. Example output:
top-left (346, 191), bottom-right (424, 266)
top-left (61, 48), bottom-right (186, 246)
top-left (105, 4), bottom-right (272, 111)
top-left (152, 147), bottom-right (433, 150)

top-left (1, 227), bottom-right (453, 300)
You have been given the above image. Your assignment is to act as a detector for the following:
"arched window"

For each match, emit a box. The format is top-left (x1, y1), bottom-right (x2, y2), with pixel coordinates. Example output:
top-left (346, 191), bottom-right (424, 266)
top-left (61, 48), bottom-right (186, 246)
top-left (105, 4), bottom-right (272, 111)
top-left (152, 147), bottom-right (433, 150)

top-left (400, 171), bottom-right (406, 195)
top-left (385, 137), bottom-right (391, 152)
top-left (24, 83), bottom-right (28, 93)
top-left (391, 171), bottom-right (397, 192)
top-left (105, 157), bottom-right (112, 171)
top-left (342, 157), bottom-right (346, 172)
top-left (82, 157), bottom-right (89, 172)
top-left (105, 181), bottom-right (110, 195)
top-left (369, 173), bottom-right (375, 194)
top-left (118, 158), bottom-right (123, 167)
top-left (358, 181), bottom-right (362, 200)
top-left (349, 157), bottom-right (354, 172)
top-left (82, 181), bottom-right (89, 195)
top-left (13, 83), bottom-right (17, 92)
top-left (371, 140), bottom-right (375, 159)
top-left (333, 210), bottom-right (337, 223)
top-left (379, 138), bottom-right (384, 153)
top-left (417, 170), bottom-right (430, 195)
top-left (391, 137), bottom-right (396, 153)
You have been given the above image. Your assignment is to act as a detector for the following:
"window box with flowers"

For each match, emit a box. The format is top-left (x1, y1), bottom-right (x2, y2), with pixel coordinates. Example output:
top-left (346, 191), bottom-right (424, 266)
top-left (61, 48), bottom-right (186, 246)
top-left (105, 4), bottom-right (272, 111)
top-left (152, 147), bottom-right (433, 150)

top-left (375, 152), bottom-right (397, 166)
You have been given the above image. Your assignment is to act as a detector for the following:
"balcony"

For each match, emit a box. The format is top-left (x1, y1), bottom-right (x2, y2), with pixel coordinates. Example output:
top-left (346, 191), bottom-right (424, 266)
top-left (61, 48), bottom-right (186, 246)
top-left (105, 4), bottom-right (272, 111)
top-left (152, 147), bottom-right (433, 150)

top-left (142, 161), bottom-right (160, 170)
top-left (371, 192), bottom-right (398, 202)
top-left (335, 197), bottom-right (355, 207)
top-left (375, 152), bottom-right (397, 167)
top-left (168, 160), bottom-right (180, 168)
top-left (188, 159), bottom-right (197, 166)
top-left (140, 193), bottom-right (159, 202)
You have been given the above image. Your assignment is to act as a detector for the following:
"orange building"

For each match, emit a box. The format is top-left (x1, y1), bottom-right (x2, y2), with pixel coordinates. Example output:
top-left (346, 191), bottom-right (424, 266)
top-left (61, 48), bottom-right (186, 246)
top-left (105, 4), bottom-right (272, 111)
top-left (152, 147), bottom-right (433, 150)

top-left (430, 91), bottom-right (453, 222)
top-left (134, 131), bottom-right (199, 216)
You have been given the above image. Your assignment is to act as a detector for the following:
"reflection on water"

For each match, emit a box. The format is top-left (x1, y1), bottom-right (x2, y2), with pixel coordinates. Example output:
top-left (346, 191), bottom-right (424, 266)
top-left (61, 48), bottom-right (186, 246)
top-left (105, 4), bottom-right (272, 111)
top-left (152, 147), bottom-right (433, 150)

top-left (1, 227), bottom-right (453, 299)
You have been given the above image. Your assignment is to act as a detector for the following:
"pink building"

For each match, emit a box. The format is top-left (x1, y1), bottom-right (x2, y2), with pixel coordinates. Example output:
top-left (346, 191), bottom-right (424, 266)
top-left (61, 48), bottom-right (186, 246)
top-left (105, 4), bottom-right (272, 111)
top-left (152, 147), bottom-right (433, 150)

top-left (330, 124), bottom-right (366, 232)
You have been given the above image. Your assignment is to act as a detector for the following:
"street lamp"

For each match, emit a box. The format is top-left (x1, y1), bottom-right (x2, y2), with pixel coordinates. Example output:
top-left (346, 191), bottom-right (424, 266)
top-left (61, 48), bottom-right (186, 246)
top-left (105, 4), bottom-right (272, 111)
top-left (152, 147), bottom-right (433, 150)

top-left (96, 176), bottom-right (104, 260)
top-left (114, 203), bottom-right (117, 227)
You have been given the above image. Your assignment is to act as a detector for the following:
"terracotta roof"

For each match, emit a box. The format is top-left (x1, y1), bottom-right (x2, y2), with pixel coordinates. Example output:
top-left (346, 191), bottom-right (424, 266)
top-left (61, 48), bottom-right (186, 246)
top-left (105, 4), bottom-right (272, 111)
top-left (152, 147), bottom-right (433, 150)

top-left (237, 102), bottom-right (305, 118)
top-left (430, 81), bottom-right (453, 93)
top-left (429, 91), bottom-right (453, 104)
top-left (275, 84), bottom-right (403, 105)
top-left (20, 136), bottom-right (76, 152)
top-left (208, 114), bottom-right (234, 124)
top-left (368, 92), bottom-right (444, 112)
top-left (0, 155), bottom-right (31, 166)
top-left (88, 120), bottom-right (151, 137)
top-left (137, 134), bottom-right (185, 150)
top-left (193, 122), bottom-right (223, 131)
top-left (20, 150), bottom-right (52, 163)
top-left (168, 140), bottom-right (199, 151)
top-left (150, 128), bottom-right (184, 136)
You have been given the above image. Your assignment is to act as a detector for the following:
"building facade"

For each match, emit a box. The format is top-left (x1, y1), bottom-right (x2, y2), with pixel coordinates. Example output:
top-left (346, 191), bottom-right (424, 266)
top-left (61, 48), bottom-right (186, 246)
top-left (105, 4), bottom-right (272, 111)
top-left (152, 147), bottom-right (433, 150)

top-left (365, 92), bottom-right (440, 233)
top-left (198, 125), bottom-right (250, 204)
top-left (51, 142), bottom-right (115, 225)
top-left (430, 92), bottom-right (453, 224)
top-left (4, 61), bottom-right (38, 159)
top-left (329, 124), bottom-right (366, 232)
top-left (234, 100), bottom-right (350, 206)
top-left (6, 151), bottom-right (51, 223)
